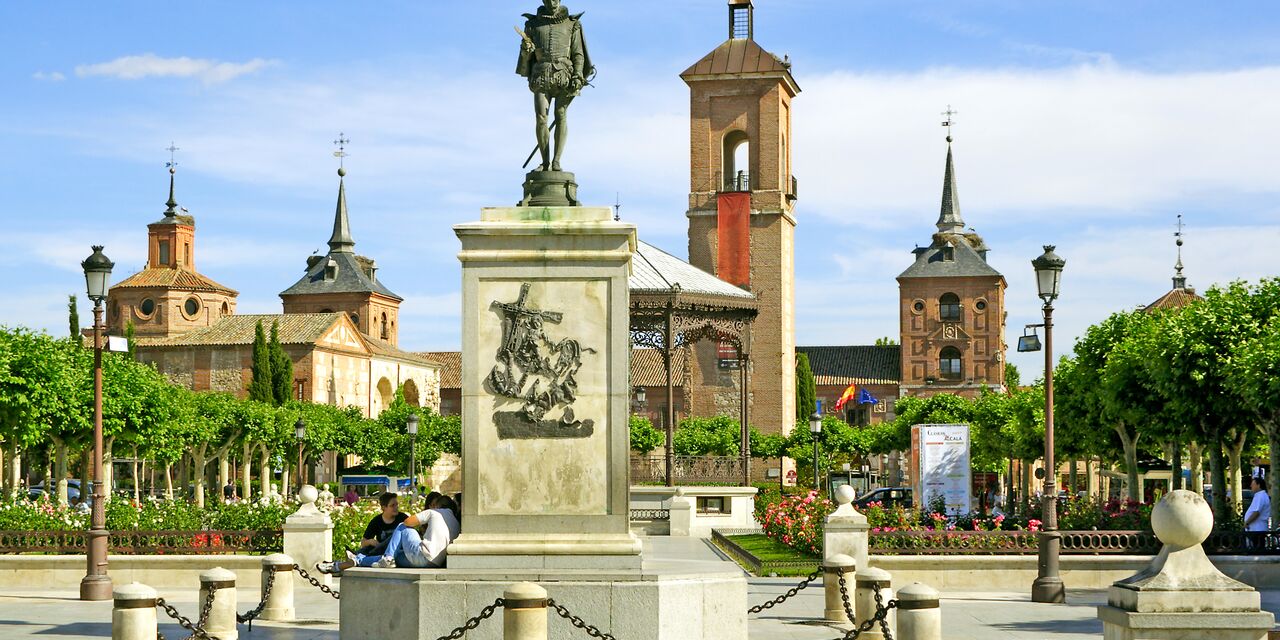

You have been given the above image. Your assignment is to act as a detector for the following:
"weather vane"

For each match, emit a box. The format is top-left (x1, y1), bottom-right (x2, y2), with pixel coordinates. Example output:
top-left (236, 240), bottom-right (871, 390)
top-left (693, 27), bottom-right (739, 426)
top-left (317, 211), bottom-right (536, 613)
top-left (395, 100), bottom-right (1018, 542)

top-left (165, 142), bottom-right (180, 173)
top-left (941, 105), bottom-right (958, 141)
top-left (613, 192), bottom-right (621, 222)
top-left (333, 133), bottom-right (350, 170)
top-left (1175, 213), bottom-right (1185, 276)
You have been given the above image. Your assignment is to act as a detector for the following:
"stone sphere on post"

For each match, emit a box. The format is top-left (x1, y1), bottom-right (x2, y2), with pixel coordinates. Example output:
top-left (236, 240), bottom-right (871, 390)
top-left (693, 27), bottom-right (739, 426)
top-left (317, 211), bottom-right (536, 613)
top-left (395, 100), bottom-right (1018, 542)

top-left (112, 582), bottom-right (157, 640)
top-left (835, 484), bottom-right (856, 506)
top-left (1151, 489), bottom-right (1213, 549)
top-left (297, 484), bottom-right (318, 505)
top-left (503, 581), bottom-right (549, 640)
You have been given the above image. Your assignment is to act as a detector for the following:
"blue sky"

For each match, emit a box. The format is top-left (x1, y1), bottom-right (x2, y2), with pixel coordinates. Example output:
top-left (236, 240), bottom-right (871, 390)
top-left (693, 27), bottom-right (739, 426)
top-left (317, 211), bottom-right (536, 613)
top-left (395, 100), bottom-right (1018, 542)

top-left (2, 1), bottom-right (1278, 379)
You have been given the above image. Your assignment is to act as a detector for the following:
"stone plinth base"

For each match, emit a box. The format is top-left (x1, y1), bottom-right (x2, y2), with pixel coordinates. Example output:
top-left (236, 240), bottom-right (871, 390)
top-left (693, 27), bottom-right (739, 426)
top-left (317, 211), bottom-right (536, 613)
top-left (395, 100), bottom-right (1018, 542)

top-left (447, 533), bottom-right (643, 571)
top-left (338, 567), bottom-right (745, 640)
top-left (519, 170), bottom-right (579, 207)
top-left (1098, 605), bottom-right (1274, 640)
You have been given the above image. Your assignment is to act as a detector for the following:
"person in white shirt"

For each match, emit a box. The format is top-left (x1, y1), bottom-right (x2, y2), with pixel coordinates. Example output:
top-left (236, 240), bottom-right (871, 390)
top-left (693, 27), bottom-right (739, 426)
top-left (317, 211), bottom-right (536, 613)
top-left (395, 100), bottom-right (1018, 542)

top-left (371, 494), bottom-right (462, 568)
top-left (1244, 477), bottom-right (1271, 537)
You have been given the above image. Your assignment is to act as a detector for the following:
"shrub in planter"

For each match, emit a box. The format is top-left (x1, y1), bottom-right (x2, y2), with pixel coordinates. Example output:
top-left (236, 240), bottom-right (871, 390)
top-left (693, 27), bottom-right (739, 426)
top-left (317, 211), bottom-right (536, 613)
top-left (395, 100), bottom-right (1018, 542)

top-left (760, 491), bottom-right (833, 556)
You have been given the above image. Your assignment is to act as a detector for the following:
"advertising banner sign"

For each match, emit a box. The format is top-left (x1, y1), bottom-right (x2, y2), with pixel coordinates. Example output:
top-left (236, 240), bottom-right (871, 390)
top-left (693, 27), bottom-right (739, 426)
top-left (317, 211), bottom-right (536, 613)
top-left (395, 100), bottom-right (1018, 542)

top-left (911, 423), bottom-right (971, 515)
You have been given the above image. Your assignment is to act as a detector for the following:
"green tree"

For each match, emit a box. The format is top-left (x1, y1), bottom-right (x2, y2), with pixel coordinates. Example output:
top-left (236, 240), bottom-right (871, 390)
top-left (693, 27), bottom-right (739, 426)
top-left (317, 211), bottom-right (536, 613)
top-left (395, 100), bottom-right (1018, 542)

top-left (269, 320), bottom-right (293, 406)
top-left (795, 353), bottom-right (816, 421)
top-left (248, 320), bottom-right (274, 404)
top-left (629, 416), bottom-right (663, 454)
top-left (674, 416), bottom-right (741, 456)
top-left (1004, 362), bottom-right (1021, 389)
top-left (874, 337), bottom-right (898, 346)
top-left (124, 319), bottom-right (136, 359)
top-left (67, 295), bottom-right (79, 338)
top-left (1229, 278), bottom-right (1280, 525)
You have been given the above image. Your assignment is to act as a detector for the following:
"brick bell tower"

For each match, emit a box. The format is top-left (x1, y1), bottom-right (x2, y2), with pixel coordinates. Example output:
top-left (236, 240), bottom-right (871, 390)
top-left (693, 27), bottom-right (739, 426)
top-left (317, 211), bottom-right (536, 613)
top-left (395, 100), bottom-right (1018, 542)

top-left (683, 0), bottom-right (800, 442)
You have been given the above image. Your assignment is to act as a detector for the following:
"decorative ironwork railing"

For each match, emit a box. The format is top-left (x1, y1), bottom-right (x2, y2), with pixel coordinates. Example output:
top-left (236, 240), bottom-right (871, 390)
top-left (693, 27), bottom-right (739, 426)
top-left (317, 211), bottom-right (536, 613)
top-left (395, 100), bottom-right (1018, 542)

top-left (629, 509), bottom-right (671, 521)
top-left (630, 454), bottom-right (744, 485)
top-left (0, 529), bottom-right (283, 554)
top-left (869, 529), bottom-right (1280, 556)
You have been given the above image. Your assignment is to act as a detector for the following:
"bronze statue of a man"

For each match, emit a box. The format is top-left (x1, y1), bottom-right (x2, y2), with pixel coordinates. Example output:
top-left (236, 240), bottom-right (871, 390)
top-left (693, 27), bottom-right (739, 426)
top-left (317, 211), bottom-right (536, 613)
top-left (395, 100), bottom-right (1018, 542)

top-left (516, 0), bottom-right (594, 173)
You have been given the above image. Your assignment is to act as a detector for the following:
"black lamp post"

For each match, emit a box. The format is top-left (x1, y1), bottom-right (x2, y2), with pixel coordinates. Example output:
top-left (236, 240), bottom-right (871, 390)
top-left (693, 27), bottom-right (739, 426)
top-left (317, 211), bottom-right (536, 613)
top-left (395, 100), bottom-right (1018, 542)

top-left (294, 418), bottom-right (306, 493)
top-left (1030, 245), bottom-right (1066, 604)
top-left (809, 410), bottom-right (823, 491)
top-left (80, 245), bottom-right (113, 601)
top-left (406, 412), bottom-right (419, 506)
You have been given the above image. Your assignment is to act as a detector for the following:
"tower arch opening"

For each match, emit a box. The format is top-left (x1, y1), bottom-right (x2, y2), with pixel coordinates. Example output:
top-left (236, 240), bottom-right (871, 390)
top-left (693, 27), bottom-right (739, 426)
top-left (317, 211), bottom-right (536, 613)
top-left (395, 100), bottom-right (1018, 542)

top-left (722, 130), bottom-right (750, 191)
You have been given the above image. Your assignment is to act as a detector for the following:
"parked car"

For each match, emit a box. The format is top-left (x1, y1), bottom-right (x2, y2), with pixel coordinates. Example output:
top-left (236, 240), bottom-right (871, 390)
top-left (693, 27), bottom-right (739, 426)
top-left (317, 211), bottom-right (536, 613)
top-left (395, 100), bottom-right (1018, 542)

top-left (854, 487), bottom-right (913, 510)
top-left (27, 479), bottom-right (82, 501)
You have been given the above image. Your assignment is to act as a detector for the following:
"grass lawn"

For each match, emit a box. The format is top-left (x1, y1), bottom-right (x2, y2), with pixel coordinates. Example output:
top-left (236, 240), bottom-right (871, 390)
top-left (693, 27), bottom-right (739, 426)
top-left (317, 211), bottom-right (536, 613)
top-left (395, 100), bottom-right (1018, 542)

top-left (720, 534), bottom-right (821, 576)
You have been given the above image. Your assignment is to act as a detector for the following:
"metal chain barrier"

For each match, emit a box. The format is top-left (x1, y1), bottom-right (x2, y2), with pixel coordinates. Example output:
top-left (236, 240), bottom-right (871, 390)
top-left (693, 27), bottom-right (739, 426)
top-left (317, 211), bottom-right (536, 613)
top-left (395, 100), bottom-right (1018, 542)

top-left (235, 566), bottom-right (276, 631)
top-left (431, 597), bottom-right (504, 640)
top-left (155, 589), bottom-right (219, 640)
top-left (294, 564), bottom-right (340, 600)
top-left (747, 568), bottom-right (822, 614)
top-left (831, 583), bottom-right (898, 640)
top-left (547, 597), bottom-right (618, 639)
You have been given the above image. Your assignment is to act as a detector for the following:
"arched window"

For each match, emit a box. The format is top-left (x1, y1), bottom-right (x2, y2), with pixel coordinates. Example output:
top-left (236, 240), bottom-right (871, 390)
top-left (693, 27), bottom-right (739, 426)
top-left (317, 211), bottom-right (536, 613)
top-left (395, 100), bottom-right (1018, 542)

top-left (722, 130), bottom-right (750, 191)
top-left (380, 312), bottom-right (389, 340)
top-left (939, 347), bottom-right (963, 380)
top-left (939, 293), bottom-right (961, 322)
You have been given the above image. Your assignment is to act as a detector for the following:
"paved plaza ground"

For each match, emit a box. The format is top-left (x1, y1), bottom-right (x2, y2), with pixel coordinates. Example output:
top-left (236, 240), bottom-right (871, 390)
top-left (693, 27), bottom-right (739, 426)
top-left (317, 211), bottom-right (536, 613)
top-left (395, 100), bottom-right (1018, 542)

top-left (1, 537), bottom-right (1277, 639)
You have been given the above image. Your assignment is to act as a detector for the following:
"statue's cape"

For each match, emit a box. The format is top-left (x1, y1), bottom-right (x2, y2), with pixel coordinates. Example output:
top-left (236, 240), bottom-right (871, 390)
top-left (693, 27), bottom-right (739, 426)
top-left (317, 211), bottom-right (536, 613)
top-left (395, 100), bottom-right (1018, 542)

top-left (515, 11), bottom-right (594, 83)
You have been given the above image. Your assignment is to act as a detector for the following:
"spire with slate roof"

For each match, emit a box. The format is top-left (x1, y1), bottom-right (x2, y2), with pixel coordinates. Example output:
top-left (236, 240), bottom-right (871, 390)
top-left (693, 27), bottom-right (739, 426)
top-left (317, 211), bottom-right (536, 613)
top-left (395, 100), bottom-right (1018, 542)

top-left (328, 167), bottom-right (355, 253)
top-left (163, 167), bottom-right (179, 218)
top-left (936, 116), bottom-right (964, 234)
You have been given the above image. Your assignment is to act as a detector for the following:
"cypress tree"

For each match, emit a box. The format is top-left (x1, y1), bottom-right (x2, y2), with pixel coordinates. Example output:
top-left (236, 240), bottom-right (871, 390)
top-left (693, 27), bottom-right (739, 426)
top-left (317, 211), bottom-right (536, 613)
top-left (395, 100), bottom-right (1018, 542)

top-left (67, 295), bottom-right (80, 338)
top-left (248, 320), bottom-right (274, 403)
top-left (795, 353), bottom-right (817, 421)
top-left (125, 319), bottom-right (137, 358)
top-left (269, 320), bottom-right (293, 405)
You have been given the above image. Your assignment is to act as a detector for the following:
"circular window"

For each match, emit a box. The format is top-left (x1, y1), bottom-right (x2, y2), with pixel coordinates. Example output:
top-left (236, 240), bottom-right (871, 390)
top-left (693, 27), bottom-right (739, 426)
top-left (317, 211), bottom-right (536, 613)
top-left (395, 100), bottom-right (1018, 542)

top-left (184, 298), bottom-right (201, 317)
top-left (975, 300), bottom-right (988, 312)
top-left (912, 300), bottom-right (925, 313)
top-left (138, 298), bottom-right (156, 317)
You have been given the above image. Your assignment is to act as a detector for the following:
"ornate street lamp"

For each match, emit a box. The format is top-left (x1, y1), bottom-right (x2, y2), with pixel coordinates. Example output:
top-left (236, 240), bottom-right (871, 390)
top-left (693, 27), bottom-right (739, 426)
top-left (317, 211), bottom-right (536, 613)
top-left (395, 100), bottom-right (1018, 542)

top-left (1030, 245), bottom-right (1066, 604)
top-left (294, 418), bottom-right (306, 494)
top-left (809, 410), bottom-right (823, 491)
top-left (80, 245), bottom-right (113, 601)
top-left (406, 412), bottom-right (419, 507)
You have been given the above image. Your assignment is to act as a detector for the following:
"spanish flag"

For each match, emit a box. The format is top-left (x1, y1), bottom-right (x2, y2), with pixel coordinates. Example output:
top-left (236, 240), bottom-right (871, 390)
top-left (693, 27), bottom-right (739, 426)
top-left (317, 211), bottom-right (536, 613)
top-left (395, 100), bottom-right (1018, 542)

top-left (833, 383), bottom-right (858, 411)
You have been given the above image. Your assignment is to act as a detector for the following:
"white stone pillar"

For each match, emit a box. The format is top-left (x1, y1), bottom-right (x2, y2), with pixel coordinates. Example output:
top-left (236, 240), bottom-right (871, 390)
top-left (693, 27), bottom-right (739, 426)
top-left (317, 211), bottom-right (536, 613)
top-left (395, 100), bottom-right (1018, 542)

top-left (198, 567), bottom-right (238, 640)
top-left (112, 582), bottom-right (157, 640)
top-left (669, 490), bottom-right (694, 537)
top-left (824, 485), bottom-right (869, 571)
top-left (283, 485), bottom-right (332, 586)
top-left (503, 582), bottom-right (548, 640)
top-left (895, 582), bottom-right (941, 640)
top-left (260, 553), bottom-right (296, 622)
top-left (823, 553), bottom-right (856, 623)
top-left (854, 566), bottom-right (894, 640)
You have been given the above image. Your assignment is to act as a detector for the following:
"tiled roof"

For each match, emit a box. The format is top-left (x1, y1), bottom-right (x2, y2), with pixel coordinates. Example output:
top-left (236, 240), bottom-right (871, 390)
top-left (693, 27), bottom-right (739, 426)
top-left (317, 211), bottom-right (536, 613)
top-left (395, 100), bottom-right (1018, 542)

top-left (279, 251), bottom-right (401, 301)
top-left (148, 313), bottom-right (342, 347)
top-left (630, 348), bottom-right (688, 388)
top-left (422, 348), bottom-right (689, 390)
top-left (681, 38), bottom-right (794, 79)
top-left (898, 233), bottom-right (1002, 279)
top-left (418, 351), bottom-right (461, 389)
top-left (1145, 287), bottom-right (1202, 313)
top-left (111, 267), bottom-right (237, 296)
top-left (631, 240), bottom-right (755, 300)
top-left (364, 334), bottom-right (439, 367)
top-left (797, 345), bottom-right (901, 386)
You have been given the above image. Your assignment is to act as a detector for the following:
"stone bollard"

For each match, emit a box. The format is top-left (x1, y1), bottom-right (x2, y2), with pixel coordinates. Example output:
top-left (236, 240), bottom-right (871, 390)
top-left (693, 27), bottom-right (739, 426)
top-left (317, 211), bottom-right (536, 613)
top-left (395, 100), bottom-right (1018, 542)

top-left (1097, 489), bottom-right (1275, 639)
top-left (260, 553), bottom-right (296, 621)
top-left (854, 566), bottom-right (894, 640)
top-left (895, 582), bottom-right (941, 640)
top-left (284, 484), bottom-right (333, 586)
top-left (112, 582), bottom-right (158, 640)
top-left (824, 484), bottom-right (869, 571)
top-left (199, 567), bottom-right (239, 640)
top-left (669, 489), bottom-right (694, 537)
top-left (503, 582), bottom-right (549, 640)
top-left (823, 554), bottom-right (857, 623)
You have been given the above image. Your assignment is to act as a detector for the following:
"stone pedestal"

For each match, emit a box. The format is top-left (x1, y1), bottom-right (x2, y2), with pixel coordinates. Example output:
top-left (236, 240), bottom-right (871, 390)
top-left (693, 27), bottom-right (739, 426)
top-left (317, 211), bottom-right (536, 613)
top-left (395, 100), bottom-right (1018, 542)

top-left (283, 485), bottom-right (332, 586)
top-left (669, 492), bottom-right (694, 537)
top-left (824, 485), bottom-right (870, 571)
top-left (450, 206), bottom-right (640, 571)
top-left (519, 171), bottom-right (580, 207)
top-left (1096, 490), bottom-right (1275, 640)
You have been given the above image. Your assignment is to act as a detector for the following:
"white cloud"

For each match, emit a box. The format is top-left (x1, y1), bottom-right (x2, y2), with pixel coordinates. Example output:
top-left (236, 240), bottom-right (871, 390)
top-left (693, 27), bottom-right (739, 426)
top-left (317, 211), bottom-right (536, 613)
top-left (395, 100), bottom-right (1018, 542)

top-left (33, 71), bottom-right (65, 82)
top-left (75, 54), bottom-right (273, 84)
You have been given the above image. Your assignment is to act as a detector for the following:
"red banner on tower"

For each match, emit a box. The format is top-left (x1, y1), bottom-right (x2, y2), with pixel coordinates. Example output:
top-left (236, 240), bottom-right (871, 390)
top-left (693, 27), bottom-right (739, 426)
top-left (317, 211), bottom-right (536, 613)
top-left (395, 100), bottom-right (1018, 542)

top-left (716, 192), bottom-right (751, 287)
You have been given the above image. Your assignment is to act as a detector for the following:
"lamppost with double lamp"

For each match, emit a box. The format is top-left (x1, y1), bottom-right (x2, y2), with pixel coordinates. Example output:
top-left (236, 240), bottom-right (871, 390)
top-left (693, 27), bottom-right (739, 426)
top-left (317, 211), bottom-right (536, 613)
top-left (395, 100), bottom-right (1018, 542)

top-left (294, 418), bottom-right (306, 493)
top-left (407, 412), bottom-right (419, 507)
top-left (809, 410), bottom-right (823, 491)
top-left (80, 245), bottom-right (114, 601)
top-left (1030, 245), bottom-right (1066, 604)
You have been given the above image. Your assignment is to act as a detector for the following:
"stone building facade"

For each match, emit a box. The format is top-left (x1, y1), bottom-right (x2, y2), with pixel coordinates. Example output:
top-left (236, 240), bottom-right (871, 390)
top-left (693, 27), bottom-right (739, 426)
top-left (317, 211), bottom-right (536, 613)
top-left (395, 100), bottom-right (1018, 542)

top-left (682, 0), bottom-right (799, 438)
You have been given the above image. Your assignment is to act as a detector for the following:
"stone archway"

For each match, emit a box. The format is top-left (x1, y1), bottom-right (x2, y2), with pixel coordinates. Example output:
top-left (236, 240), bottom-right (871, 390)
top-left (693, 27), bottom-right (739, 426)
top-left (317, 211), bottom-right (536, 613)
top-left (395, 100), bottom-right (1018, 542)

top-left (402, 378), bottom-right (420, 406)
